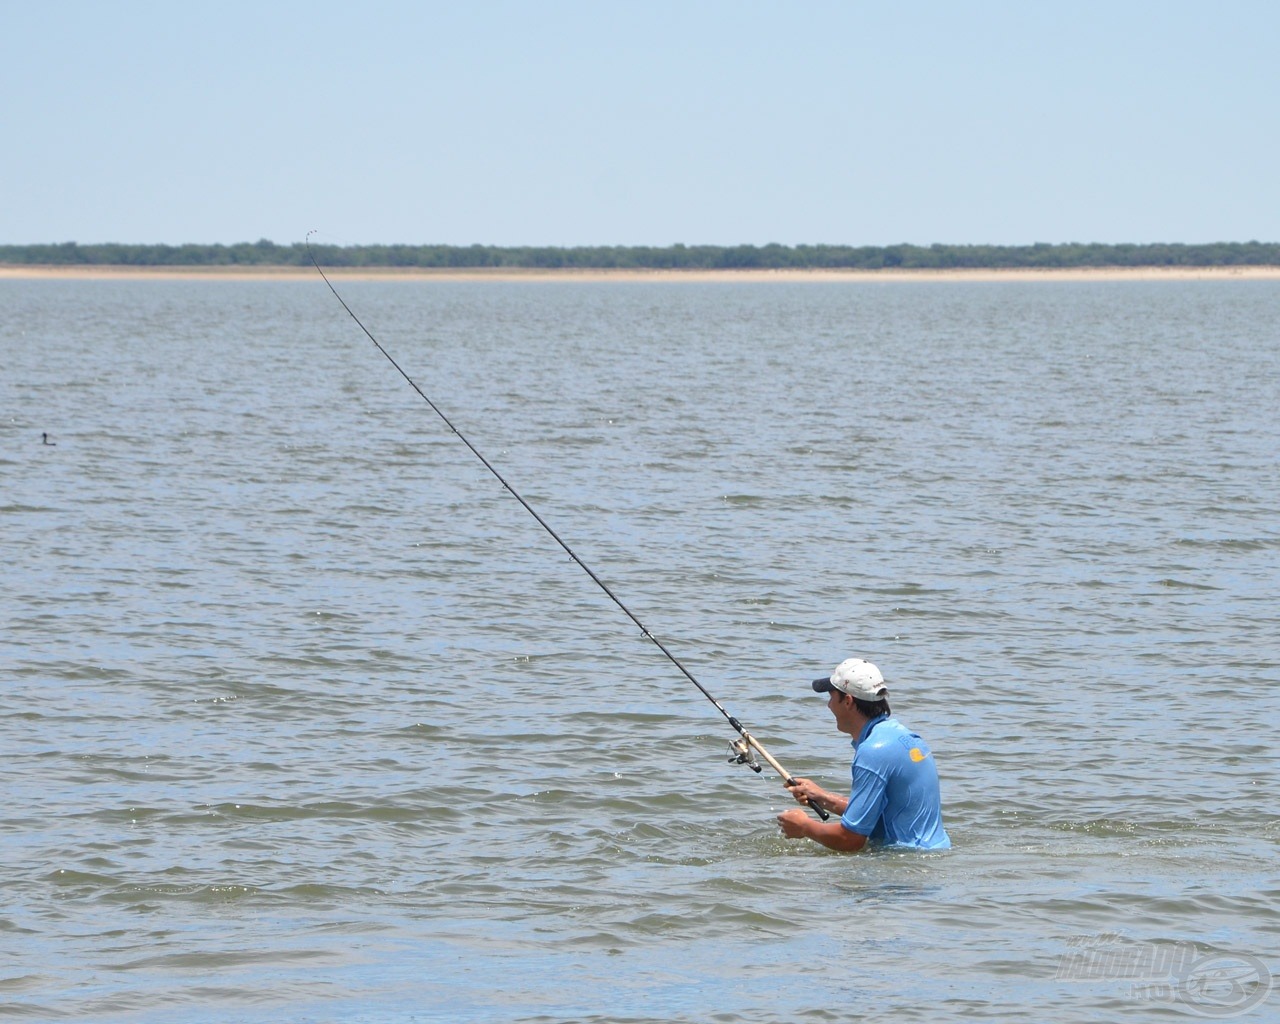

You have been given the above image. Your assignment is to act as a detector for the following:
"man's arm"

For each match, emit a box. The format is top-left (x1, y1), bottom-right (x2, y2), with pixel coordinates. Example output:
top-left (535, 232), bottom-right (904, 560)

top-left (777, 808), bottom-right (868, 852)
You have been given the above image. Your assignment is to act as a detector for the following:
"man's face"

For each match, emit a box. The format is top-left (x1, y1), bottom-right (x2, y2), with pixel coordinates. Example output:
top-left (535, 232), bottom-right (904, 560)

top-left (827, 689), bottom-right (861, 735)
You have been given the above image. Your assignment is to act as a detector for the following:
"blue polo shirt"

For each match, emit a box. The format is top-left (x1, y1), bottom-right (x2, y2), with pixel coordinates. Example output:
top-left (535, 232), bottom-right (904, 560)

top-left (841, 715), bottom-right (950, 850)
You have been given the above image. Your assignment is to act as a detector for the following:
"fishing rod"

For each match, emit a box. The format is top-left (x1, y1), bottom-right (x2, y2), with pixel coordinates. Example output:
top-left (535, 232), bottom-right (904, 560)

top-left (306, 234), bottom-right (827, 820)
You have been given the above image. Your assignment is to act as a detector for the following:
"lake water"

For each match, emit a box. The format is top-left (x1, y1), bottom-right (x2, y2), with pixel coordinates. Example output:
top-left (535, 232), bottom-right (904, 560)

top-left (2, 276), bottom-right (1277, 1022)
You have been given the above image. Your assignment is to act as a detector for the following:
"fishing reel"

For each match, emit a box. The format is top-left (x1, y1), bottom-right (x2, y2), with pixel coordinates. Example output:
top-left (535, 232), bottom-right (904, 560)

top-left (726, 738), bottom-right (762, 773)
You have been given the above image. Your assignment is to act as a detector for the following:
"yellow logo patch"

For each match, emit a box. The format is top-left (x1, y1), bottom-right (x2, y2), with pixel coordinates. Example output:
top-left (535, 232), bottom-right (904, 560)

top-left (909, 747), bottom-right (927, 763)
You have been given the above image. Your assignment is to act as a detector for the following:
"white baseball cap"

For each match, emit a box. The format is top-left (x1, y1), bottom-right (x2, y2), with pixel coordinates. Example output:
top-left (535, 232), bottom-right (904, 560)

top-left (811, 658), bottom-right (888, 701)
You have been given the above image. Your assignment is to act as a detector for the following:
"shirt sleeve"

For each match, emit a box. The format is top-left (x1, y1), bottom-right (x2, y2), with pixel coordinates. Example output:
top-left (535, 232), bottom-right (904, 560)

top-left (840, 762), bottom-right (888, 836)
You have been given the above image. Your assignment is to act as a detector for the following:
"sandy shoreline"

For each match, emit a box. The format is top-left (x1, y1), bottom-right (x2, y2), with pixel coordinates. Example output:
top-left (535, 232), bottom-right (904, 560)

top-left (2, 264), bottom-right (1279, 282)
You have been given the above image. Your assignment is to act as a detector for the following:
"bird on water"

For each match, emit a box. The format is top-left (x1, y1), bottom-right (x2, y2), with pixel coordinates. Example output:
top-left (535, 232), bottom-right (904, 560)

top-left (42, 432), bottom-right (56, 445)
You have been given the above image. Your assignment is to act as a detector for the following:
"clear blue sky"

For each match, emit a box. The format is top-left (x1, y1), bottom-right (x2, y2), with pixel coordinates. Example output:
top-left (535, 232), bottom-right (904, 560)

top-left (3, 0), bottom-right (1276, 247)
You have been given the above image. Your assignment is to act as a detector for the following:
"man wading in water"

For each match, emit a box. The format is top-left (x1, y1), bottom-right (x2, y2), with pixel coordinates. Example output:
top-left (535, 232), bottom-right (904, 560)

top-left (778, 658), bottom-right (950, 852)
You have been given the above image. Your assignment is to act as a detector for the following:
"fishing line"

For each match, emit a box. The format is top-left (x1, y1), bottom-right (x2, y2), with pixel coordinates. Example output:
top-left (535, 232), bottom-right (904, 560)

top-left (306, 233), bottom-right (826, 819)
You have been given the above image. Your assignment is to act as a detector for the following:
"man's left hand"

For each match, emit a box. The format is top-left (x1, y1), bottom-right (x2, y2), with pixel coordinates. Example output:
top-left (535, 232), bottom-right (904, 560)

top-left (777, 808), bottom-right (812, 838)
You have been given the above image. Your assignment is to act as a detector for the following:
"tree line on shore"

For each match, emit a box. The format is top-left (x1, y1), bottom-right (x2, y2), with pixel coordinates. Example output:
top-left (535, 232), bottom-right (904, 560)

top-left (2, 239), bottom-right (1278, 269)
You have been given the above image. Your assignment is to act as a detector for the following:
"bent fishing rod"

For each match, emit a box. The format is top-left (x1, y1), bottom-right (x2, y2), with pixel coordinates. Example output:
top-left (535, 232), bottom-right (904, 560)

top-left (306, 234), bottom-right (827, 820)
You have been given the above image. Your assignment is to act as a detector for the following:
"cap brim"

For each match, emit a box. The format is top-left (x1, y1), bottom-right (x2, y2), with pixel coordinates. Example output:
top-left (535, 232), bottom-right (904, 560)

top-left (811, 677), bottom-right (836, 693)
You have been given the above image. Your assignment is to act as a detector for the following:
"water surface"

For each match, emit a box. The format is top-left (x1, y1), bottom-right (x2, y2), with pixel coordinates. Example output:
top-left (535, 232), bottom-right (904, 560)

top-left (2, 278), bottom-right (1277, 1021)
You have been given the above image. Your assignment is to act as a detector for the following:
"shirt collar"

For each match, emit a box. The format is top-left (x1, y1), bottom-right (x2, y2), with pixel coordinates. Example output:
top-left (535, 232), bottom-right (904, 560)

top-left (852, 713), bottom-right (890, 748)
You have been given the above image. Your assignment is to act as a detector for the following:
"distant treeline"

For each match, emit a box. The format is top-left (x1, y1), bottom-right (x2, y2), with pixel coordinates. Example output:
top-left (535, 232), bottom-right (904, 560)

top-left (3, 239), bottom-right (1279, 270)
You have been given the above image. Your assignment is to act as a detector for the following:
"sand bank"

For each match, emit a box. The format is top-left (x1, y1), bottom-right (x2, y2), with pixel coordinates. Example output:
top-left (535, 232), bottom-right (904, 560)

top-left (3, 264), bottom-right (1279, 282)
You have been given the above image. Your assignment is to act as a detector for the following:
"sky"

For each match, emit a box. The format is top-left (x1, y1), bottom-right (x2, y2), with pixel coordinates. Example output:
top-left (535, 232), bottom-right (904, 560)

top-left (3, 0), bottom-right (1277, 247)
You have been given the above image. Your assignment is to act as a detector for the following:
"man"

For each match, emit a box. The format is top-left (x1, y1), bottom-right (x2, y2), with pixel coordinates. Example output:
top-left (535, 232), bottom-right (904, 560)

top-left (778, 657), bottom-right (950, 852)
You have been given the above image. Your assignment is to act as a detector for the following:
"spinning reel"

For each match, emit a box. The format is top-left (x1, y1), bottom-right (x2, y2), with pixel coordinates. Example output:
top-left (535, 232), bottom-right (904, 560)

top-left (726, 737), bottom-right (762, 773)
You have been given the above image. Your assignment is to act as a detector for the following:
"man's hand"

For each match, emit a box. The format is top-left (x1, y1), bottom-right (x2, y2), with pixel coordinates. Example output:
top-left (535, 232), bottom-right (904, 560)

top-left (786, 777), bottom-right (849, 817)
top-left (786, 777), bottom-right (825, 806)
top-left (777, 807), bottom-right (813, 838)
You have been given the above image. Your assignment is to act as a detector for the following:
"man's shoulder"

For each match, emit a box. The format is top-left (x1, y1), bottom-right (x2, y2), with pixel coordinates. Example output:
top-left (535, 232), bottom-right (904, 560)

top-left (862, 717), bottom-right (915, 748)
top-left (859, 719), bottom-right (933, 765)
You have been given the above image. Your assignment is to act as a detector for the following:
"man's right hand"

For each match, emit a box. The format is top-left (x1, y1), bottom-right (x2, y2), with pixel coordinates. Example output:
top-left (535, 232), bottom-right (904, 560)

top-left (786, 777), bottom-right (825, 806)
